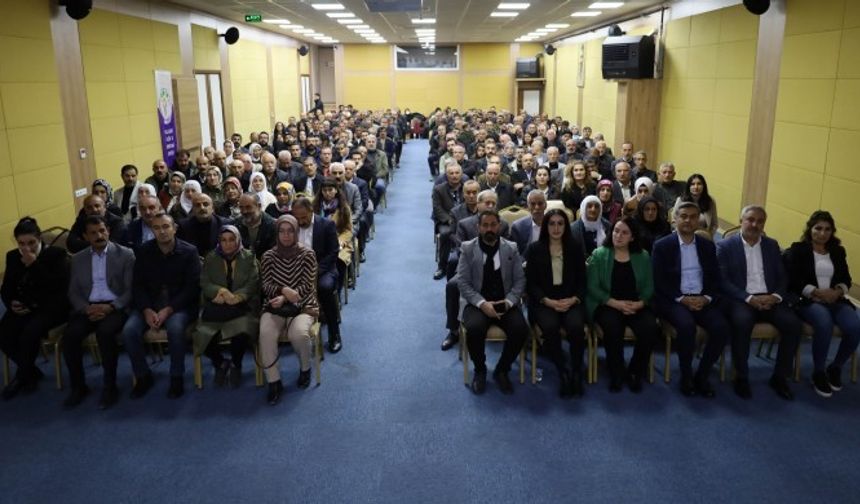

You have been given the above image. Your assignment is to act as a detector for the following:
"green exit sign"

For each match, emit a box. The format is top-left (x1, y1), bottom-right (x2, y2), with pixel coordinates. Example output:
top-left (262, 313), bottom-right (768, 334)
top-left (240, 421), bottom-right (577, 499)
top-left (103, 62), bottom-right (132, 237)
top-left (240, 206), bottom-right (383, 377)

top-left (245, 14), bottom-right (262, 23)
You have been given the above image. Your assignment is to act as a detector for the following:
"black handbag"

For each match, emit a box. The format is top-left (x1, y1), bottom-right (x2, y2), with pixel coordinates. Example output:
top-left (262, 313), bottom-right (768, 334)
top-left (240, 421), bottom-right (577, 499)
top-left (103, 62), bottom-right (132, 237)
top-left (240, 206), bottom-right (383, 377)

top-left (263, 301), bottom-right (301, 319)
top-left (201, 303), bottom-right (249, 323)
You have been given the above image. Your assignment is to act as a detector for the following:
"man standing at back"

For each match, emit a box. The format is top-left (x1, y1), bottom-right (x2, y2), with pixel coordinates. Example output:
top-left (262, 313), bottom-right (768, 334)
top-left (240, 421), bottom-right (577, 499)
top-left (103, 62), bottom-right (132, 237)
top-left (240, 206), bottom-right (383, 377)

top-left (432, 160), bottom-right (464, 280)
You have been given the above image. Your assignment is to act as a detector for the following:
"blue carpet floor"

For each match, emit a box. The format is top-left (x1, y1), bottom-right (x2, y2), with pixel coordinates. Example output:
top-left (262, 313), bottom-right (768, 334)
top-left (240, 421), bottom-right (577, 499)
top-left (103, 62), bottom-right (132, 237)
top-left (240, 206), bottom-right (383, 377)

top-left (2, 140), bottom-right (860, 502)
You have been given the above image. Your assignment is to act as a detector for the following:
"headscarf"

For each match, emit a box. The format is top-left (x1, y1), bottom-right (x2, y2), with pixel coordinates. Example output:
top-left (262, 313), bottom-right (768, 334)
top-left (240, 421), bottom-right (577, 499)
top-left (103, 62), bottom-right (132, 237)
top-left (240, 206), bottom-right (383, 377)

top-left (275, 214), bottom-right (302, 260)
top-left (635, 196), bottom-right (669, 232)
top-left (206, 167), bottom-right (223, 187)
top-left (249, 172), bottom-right (269, 194)
top-left (133, 183), bottom-right (157, 203)
top-left (249, 142), bottom-right (262, 162)
top-left (169, 171), bottom-right (186, 196)
top-left (634, 177), bottom-right (654, 196)
top-left (223, 176), bottom-right (243, 195)
top-left (579, 195), bottom-right (606, 247)
top-left (275, 182), bottom-right (296, 212)
top-left (215, 224), bottom-right (244, 260)
top-left (181, 180), bottom-right (201, 214)
top-left (92, 179), bottom-right (114, 205)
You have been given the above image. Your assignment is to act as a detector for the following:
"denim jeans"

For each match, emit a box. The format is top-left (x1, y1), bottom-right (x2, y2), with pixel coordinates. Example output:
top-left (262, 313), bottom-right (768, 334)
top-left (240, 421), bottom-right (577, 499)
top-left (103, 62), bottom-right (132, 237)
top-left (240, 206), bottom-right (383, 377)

top-left (122, 309), bottom-right (193, 378)
top-left (797, 301), bottom-right (860, 372)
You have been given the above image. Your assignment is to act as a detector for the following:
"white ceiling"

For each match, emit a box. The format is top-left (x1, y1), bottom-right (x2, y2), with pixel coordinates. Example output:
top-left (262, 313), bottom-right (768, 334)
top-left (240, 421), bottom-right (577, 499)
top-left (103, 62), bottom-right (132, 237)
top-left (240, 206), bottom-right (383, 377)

top-left (166, 0), bottom-right (666, 45)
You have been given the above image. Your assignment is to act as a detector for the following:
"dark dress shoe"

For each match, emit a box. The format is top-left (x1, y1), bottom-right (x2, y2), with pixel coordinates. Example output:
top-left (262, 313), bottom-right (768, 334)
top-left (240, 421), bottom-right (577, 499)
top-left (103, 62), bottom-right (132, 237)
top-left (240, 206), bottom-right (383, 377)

top-left (609, 375), bottom-right (623, 393)
top-left (733, 379), bottom-right (752, 399)
top-left (570, 371), bottom-right (584, 397)
top-left (167, 377), bottom-right (184, 399)
top-left (433, 269), bottom-right (445, 280)
top-left (129, 373), bottom-right (154, 399)
top-left (229, 366), bottom-right (242, 388)
top-left (63, 386), bottom-right (90, 409)
top-left (267, 380), bottom-right (284, 405)
top-left (493, 369), bottom-right (514, 395)
top-left (328, 334), bottom-right (342, 353)
top-left (680, 377), bottom-right (696, 397)
top-left (471, 370), bottom-right (487, 395)
top-left (214, 362), bottom-right (229, 387)
top-left (360, 252), bottom-right (367, 263)
top-left (558, 371), bottom-right (573, 398)
top-left (694, 376), bottom-right (716, 399)
top-left (627, 373), bottom-right (643, 394)
top-left (769, 375), bottom-right (794, 401)
top-left (440, 332), bottom-right (459, 351)
top-left (98, 387), bottom-right (119, 410)
top-left (2, 377), bottom-right (25, 401)
top-left (297, 369), bottom-right (311, 389)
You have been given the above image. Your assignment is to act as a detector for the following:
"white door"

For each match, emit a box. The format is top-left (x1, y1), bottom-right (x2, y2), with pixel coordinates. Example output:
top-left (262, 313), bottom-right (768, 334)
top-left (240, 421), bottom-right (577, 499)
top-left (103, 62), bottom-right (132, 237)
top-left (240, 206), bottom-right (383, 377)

top-left (523, 90), bottom-right (541, 116)
top-left (195, 72), bottom-right (226, 149)
top-left (301, 75), bottom-right (311, 113)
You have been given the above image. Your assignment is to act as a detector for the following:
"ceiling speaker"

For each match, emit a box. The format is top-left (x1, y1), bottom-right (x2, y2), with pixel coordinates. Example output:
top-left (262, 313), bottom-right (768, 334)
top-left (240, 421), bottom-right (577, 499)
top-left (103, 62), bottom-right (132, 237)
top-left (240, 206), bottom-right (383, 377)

top-left (60, 0), bottom-right (92, 20)
top-left (545, 44), bottom-right (556, 56)
top-left (608, 24), bottom-right (625, 37)
top-left (298, 45), bottom-right (309, 56)
top-left (219, 27), bottom-right (240, 45)
top-left (743, 0), bottom-right (770, 15)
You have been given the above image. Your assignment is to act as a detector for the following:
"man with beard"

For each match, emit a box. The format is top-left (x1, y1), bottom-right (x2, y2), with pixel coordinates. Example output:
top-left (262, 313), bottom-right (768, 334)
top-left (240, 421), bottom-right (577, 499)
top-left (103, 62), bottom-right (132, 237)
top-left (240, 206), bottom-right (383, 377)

top-left (178, 193), bottom-right (233, 258)
top-left (67, 195), bottom-right (127, 253)
top-left (235, 193), bottom-right (276, 260)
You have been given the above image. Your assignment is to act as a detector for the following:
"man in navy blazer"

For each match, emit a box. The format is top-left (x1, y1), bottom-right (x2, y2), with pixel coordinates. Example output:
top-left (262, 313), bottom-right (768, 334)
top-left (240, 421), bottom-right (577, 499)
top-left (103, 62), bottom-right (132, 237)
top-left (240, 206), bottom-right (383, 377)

top-left (716, 205), bottom-right (800, 400)
top-left (652, 201), bottom-right (729, 398)
top-left (292, 197), bottom-right (343, 353)
top-left (509, 190), bottom-right (547, 256)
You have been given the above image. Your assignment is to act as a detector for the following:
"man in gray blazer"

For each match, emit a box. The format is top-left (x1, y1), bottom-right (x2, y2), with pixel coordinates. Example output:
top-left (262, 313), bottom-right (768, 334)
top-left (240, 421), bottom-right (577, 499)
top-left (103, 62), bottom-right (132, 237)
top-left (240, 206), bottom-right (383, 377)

top-left (64, 215), bottom-right (136, 410)
top-left (457, 209), bottom-right (528, 395)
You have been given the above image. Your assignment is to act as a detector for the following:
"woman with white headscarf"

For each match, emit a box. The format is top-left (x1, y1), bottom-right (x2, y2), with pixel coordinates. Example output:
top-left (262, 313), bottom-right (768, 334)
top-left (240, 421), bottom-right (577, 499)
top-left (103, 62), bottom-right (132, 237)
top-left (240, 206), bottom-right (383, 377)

top-left (623, 177), bottom-right (656, 218)
top-left (170, 180), bottom-right (201, 221)
top-left (249, 172), bottom-right (277, 210)
top-left (129, 183), bottom-right (157, 221)
top-left (571, 195), bottom-right (611, 259)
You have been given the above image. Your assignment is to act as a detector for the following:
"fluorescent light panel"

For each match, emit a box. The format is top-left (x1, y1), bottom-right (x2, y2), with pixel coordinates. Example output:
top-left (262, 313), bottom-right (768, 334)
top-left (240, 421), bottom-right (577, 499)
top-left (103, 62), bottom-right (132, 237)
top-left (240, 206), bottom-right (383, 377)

top-left (536, 28), bottom-right (557, 33)
top-left (490, 11), bottom-right (518, 17)
top-left (311, 3), bottom-right (345, 10)
top-left (338, 19), bottom-right (362, 24)
top-left (348, 25), bottom-right (370, 29)
top-left (546, 23), bottom-right (569, 28)
top-left (498, 2), bottom-right (530, 8)
top-left (589, 2), bottom-right (624, 8)
top-left (262, 19), bottom-right (289, 24)
top-left (326, 12), bottom-right (355, 18)
top-left (411, 18), bottom-right (435, 24)
top-left (571, 11), bottom-right (601, 17)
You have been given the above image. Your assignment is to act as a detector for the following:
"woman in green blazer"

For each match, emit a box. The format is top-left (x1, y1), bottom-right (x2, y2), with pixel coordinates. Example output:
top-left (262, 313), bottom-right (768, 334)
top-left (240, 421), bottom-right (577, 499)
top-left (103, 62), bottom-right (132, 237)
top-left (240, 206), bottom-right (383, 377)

top-left (194, 225), bottom-right (260, 387)
top-left (586, 216), bottom-right (658, 393)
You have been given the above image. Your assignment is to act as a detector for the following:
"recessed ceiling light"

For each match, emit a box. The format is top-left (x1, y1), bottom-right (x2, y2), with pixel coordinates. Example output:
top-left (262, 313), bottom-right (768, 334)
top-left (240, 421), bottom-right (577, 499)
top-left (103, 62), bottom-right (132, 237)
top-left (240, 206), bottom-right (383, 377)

top-left (589, 2), bottom-right (624, 8)
top-left (262, 19), bottom-right (289, 24)
top-left (490, 12), bottom-right (518, 17)
top-left (354, 29), bottom-right (376, 34)
top-left (415, 29), bottom-right (436, 34)
top-left (411, 18), bottom-right (436, 24)
top-left (326, 12), bottom-right (355, 18)
top-left (370, 40), bottom-right (386, 43)
top-left (338, 19), bottom-right (362, 24)
top-left (292, 28), bottom-right (314, 33)
top-left (311, 34), bottom-right (327, 39)
top-left (536, 28), bottom-right (557, 33)
top-left (546, 23), bottom-right (569, 28)
top-left (311, 3), bottom-right (344, 10)
top-left (498, 2), bottom-right (530, 8)
top-left (277, 24), bottom-right (292, 29)
top-left (348, 25), bottom-right (370, 29)
top-left (571, 11), bottom-right (601, 17)
top-left (289, 25), bottom-right (304, 29)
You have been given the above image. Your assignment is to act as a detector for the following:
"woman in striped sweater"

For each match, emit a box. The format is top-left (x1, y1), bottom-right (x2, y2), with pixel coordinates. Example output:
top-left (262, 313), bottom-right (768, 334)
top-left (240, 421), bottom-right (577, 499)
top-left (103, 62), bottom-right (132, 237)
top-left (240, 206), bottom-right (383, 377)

top-left (259, 215), bottom-right (319, 405)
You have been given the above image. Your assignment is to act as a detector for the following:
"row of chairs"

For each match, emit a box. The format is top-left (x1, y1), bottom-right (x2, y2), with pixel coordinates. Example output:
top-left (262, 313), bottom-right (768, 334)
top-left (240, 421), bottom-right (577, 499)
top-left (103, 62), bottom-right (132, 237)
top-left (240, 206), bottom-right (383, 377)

top-left (461, 316), bottom-right (859, 388)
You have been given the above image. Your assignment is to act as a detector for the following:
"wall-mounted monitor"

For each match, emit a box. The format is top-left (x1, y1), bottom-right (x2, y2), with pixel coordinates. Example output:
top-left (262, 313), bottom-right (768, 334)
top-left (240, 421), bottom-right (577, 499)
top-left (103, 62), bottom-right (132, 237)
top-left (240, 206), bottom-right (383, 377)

top-left (395, 45), bottom-right (459, 71)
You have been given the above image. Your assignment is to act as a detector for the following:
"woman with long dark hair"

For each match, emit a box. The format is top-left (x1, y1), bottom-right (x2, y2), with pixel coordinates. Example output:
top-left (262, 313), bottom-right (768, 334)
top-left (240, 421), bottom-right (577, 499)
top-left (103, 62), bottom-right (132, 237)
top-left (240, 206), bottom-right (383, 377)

top-left (525, 209), bottom-right (588, 397)
top-left (674, 173), bottom-right (718, 238)
top-left (560, 160), bottom-right (596, 213)
top-left (634, 196), bottom-right (671, 253)
top-left (587, 217), bottom-right (658, 392)
top-left (785, 210), bottom-right (860, 398)
top-left (313, 177), bottom-right (354, 287)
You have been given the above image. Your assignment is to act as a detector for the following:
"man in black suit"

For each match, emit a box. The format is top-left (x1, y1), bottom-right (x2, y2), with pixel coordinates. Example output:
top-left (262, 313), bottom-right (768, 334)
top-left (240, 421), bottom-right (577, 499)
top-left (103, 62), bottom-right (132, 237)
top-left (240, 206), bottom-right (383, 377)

top-left (479, 156), bottom-right (516, 209)
top-left (652, 201), bottom-right (730, 398)
top-left (431, 160), bottom-right (464, 280)
top-left (277, 150), bottom-right (304, 183)
top-left (344, 159), bottom-right (373, 262)
top-left (293, 156), bottom-right (325, 197)
top-left (64, 216), bottom-right (135, 409)
top-left (122, 194), bottom-right (162, 251)
top-left (236, 193), bottom-right (276, 260)
top-left (611, 161), bottom-right (635, 205)
top-left (261, 152), bottom-right (288, 189)
top-left (178, 193), bottom-right (232, 257)
top-left (67, 195), bottom-right (126, 253)
top-left (716, 205), bottom-right (800, 400)
top-left (292, 197), bottom-right (343, 353)
top-left (509, 190), bottom-right (547, 256)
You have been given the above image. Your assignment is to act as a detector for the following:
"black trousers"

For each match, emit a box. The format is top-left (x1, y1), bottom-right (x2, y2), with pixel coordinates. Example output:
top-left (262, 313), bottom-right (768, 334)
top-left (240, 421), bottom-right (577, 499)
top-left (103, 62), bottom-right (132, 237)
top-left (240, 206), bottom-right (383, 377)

top-left (319, 271), bottom-right (340, 339)
top-left (655, 300), bottom-right (729, 381)
top-left (463, 304), bottom-right (528, 374)
top-left (62, 310), bottom-right (127, 390)
top-left (437, 224), bottom-right (453, 271)
top-left (726, 300), bottom-right (801, 380)
top-left (594, 305), bottom-right (659, 381)
top-left (445, 279), bottom-right (460, 333)
top-left (428, 152), bottom-right (440, 177)
top-left (203, 333), bottom-right (248, 368)
top-left (531, 303), bottom-right (587, 374)
top-left (0, 310), bottom-right (65, 382)
top-left (358, 212), bottom-right (372, 254)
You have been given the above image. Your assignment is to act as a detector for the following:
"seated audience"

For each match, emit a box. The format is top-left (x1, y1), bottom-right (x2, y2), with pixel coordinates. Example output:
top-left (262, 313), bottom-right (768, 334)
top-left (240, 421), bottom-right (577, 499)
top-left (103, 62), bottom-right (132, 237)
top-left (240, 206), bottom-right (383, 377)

top-left (634, 196), bottom-right (671, 253)
top-left (122, 212), bottom-right (200, 399)
top-left (217, 177), bottom-right (243, 220)
top-left (596, 179), bottom-right (622, 224)
top-left (113, 164), bottom-right (141, 223)
top-left (122, 194), bottom-right (162, 251)
top-left (91, 178), bottom-right (122, 217)
top-left (266, 181), bottom-right (296, 219)
top-left (171, 180), bottom-right (200, 221)
top-left (571, 195), bottom-right (611, 259)
top-left (632, 151), bottom-right (657, 182)
top-left (195, 225), bottom-right (259, 389)
top-left (67, 194), bottom-right (127, 253)
top-left (313, 177), bottom-right (354, 288)
top-left (521, 166), bottom-right (558, 204)
top-left (63, 216), bottom-right (135, 409)
top-left (785, 210), bottom-right (860, 398)
top-left (432, 160), bottom-right (464, 280)
top-left (716, 205), bottom-right (800, 400)
top-left (510, 190), bottom-right (547, 256)
top-left (250, 172), bottom-right (278, 210)
top-left (653, 162), bottom-right (685, 212)
top-left (179, 193), bottom-right (232, 258)
top-left (652, 202), bottom-right (729, 398)
top-left (259, 215), bottom-right (319, 405)
top-left (525, 209), bottom-right (587, 397)
top-left (611, 162), bottom-right (635, 205)
top-left (479, 156), bottom-right (517, 209)
top-left (146, 158), bottom-right (170, 196)
top-left (236, 193), bottom-right (276, 260)
top-left (0, 218), bottom-right (70, 400)
top-left (161, 171), bottom-right (186, 214)
top-left (560, 160), bottom-right (596, 213)
top-left (673, 173), bottom-right (718, 238)
top-left (622, 177), bottom-right (655, 218)
top-left (587, 217), bottom-right (658, 393)
top-left (201, 167), bottom-right (225, 207)
top-left (458, 210), bottom-right (528, 395)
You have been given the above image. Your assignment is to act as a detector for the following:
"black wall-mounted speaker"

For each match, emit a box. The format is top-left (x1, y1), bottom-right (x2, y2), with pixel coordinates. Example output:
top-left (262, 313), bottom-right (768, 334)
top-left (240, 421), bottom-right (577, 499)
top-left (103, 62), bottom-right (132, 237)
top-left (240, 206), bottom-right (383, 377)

top-left (743, 0), bottom-right (770, 15)
top-left (220, 27), bottom-right (240, 45)
top-left (545, 44), bottom-right (556, 56)
top-left (60, 0), bottom-right (92, 20)
top-left (298, 45), bottom-right (309, 56)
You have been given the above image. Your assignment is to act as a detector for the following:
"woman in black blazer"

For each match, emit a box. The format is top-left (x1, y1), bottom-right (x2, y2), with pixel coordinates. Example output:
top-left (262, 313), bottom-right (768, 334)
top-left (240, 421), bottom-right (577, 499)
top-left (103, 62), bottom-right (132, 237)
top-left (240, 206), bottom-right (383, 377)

top-left (785, 210), bottom-right (860, 397)
top-left (0, 217), bottom-right (70, 400)
top-left (525, 208), bottom-right (587, 398)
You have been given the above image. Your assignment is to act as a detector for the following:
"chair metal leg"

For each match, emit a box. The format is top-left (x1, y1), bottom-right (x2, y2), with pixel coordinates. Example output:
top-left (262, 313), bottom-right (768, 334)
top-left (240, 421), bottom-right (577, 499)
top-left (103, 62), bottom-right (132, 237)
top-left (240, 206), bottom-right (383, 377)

top-left (852, 352), bottom-right (857, 383)
top-left (313, 322), bottom-right (322, 386)
top-left (649, 353), bottom-right (655, 384)
top-left (2, 354), bottom-right (9, 386)
top-left (461, 325), bottom-right (469, 385)
top-left (193, 355), bottom-right (203, 389)
top-left (255, 345), bottom-right (264, 387)
top-left (664, 333), bottom-right (672, 383)
top-left (795, 345), bottom-right (802, 383)
top-left (519, 348), bottom-right (525, 385)
top-left (719, 349), bottom-right (726, 383)
top-left (53, 341), bottom-right (63, 390)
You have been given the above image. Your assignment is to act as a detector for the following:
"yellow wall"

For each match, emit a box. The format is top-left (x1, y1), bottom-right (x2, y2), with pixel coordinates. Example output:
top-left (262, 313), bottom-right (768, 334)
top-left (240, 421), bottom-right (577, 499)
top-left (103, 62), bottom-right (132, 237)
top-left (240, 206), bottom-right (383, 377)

top-left (272, 46), bottom-right (301, 122)
top-left (657, 5), bottom-right (758, 225)
top-left (766, 0), bottom-right (860, 275)
top-left (580, 39), bottom-right (618, 148)
top-left (0, 0), bottom-right (74, 261)
top-left (79, 9), bottom-right (182, 188)
top-left (543, 52), bottom-right (555, 115)
top-left (192, 24), bottom-right (220, 71)
top-left (554, 44), bottom-right (580, 120)
top-left (228, 39), bottom-right (270, 139)
top-left (341, 44), bottom-right (517, 113)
